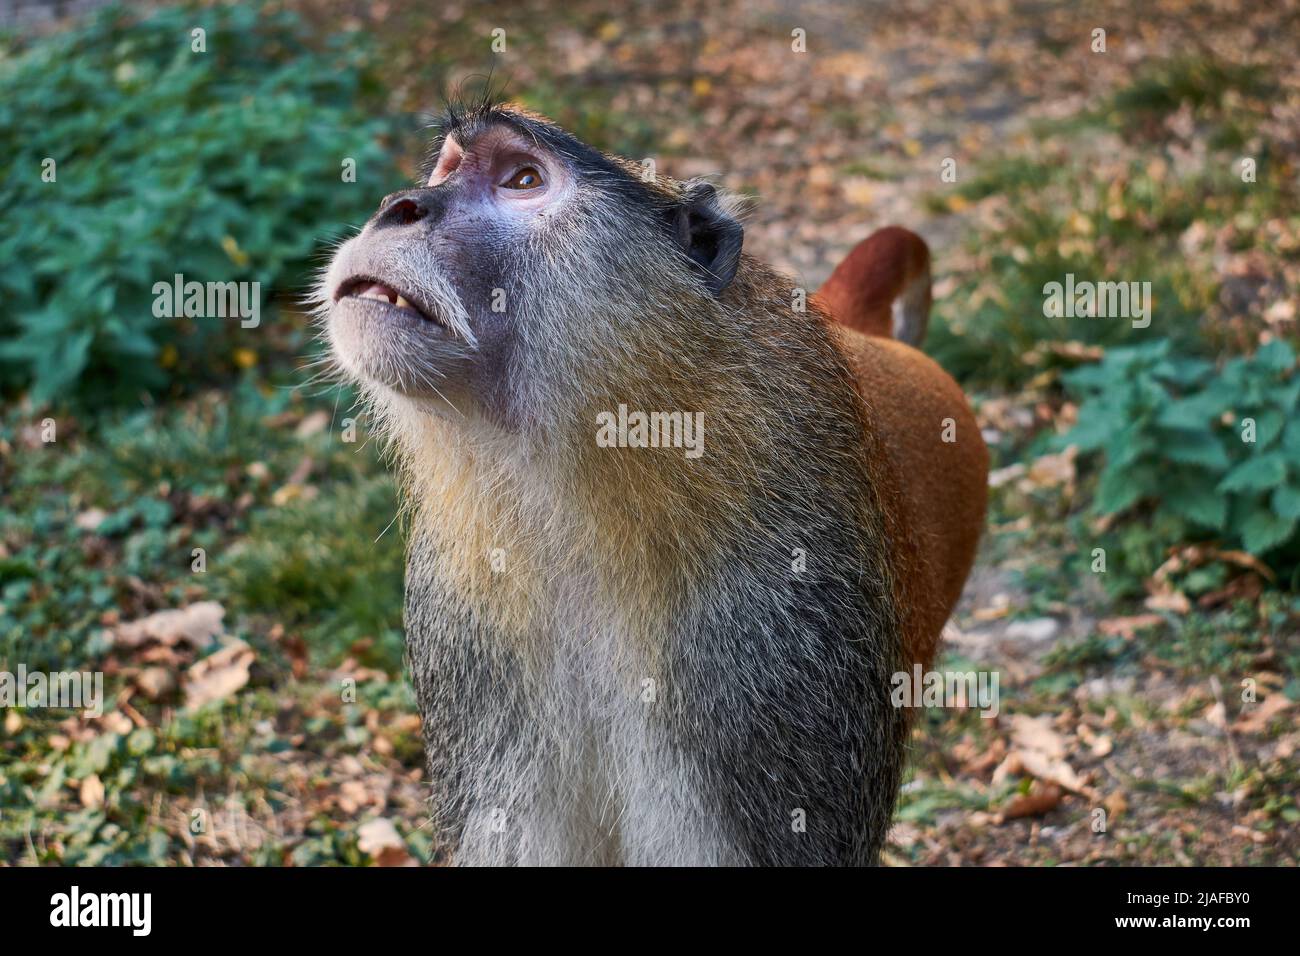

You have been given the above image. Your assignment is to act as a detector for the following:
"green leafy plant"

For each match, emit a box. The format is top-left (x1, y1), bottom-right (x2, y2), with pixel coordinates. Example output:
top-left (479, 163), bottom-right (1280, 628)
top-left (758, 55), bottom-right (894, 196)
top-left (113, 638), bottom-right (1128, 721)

top-left (0, 2), bottom-right (409, 406)
top-left (1062, 339), bottom-right (1300, 561)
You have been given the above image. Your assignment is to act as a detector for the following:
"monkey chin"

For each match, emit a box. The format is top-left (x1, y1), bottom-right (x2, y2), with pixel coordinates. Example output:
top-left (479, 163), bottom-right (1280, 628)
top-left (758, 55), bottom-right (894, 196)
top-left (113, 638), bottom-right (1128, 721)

top-left (328, 295), bottom-right (473, 409)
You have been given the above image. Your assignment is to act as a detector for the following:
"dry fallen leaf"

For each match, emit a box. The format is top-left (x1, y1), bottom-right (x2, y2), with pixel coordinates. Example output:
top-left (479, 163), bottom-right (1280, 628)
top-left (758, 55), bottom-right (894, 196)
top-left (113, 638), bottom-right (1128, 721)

top-left (271, 483), bottom-right (318, 507)
top-left (1077, 722), bottom-right (1114, 757)
top-left (953, 735), bottom-right (1007, 776)
top-left (295, 410), bottom-right (330, 438)
top-left (1264, 299), bottom-right (1296, 324)
top-left (1010, 713), bottom-right (1067, 756)
top-left (98, 711), bottom-right (133, 735)
top-left (1104, 790), bottom-right (1128, 821)
top-left (1232, 694), bottom-right (1293, 735)
top-left (1204, 699), bottom-right (1229, 730)
top-left (988, 463), bottom-right (1027, 489)
top-left (338, 779), bottom-right (371, 815)
top-left (886, 821), bottom-right (921, 850)
top-left (998, 782), bottom-right (1063, 821)
top-left (1273, 732), bottom-right (1300, 758)
top-left (184, 640), bottom-right (255, 711)
top-left (972, 593), bottom-right (1013, 621)
top-left (282, 633), bottom-right (309, 680)
top-left (995, 714), bottom-right (1090, 795)
top-left (1144, 590), bottom-right (1192, 615)
top-left (1025, 445), bottom-right (1077, 493)
top-left (1005, 618), bottom-right (1060, 643)
top-left (1043, 341), bottom-right (1104, 362)
top-left (134, 666), bottom-right (176, 700)
top-left (80, 774), bottom-right (105, 809)
top-left (75, 508), bottom-right (108, 532)
top-left (1098, 614), bottom-right (1167, 639)
top-left (1197, 573), bottom-right (1263, 610)
top-left (356, 817), bottom-right (403, 854)
top-left (375, 845), bottom-right (418, 867)
top-left (841, 178), bottom-right (875, 207)
top-left (1151, 545), bottom-right (1275, 592)
top-left (111, 602), bottom-right (225, 650)
top-left (357, 818), bottom-right (416, 865)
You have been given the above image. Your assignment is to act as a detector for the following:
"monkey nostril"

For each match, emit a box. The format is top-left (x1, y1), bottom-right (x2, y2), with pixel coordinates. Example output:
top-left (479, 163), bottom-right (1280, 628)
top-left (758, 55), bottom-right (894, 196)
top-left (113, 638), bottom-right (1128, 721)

top-left (377, 196), bottom-right (428, 228)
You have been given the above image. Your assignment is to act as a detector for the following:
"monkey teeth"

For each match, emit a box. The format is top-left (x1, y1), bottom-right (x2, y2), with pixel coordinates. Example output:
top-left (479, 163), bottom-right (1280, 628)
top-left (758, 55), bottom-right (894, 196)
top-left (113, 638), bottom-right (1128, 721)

top-left (347, 281), bottom-right (426, 319)
top-left (354, 282), bottom-right (401, 305)
top-left (335, 276), bottom-right (451, 331)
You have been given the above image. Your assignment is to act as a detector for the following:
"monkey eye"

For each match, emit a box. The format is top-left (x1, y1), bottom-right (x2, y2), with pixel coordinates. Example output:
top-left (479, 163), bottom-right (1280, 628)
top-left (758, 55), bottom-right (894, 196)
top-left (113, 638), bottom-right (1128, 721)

top-left (501, 166), bottom-right (544, 190)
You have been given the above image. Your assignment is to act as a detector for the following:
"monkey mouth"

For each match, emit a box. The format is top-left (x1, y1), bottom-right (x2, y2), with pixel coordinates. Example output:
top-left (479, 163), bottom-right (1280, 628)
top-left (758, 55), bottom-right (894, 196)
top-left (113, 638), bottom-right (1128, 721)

top-left (334, 276), bottom-right (445, 329)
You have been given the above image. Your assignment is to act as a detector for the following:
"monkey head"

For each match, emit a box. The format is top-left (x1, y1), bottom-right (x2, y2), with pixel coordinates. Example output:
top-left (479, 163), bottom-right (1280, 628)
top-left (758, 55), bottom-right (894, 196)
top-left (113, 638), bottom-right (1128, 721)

top-left (321, 102), bottom-right (745, 432)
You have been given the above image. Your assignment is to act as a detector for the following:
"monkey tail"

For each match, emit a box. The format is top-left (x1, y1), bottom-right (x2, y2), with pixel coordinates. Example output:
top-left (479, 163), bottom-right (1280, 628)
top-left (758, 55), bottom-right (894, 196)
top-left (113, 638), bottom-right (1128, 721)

top-left (814, 226), bottom-right (932, 347)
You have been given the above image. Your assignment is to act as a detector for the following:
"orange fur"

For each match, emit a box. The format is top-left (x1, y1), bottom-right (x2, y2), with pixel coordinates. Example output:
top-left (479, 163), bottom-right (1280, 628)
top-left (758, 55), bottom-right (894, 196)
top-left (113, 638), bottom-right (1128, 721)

top-left (816, 225), bottom-right (931, 338)
top-left (821, 229), bottom-right (988, 668)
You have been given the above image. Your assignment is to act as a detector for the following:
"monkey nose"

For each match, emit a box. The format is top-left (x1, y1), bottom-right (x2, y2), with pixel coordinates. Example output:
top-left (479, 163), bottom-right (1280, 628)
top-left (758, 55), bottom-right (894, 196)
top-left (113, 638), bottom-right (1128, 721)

top-left (373, 194), bottom-right (429, 230)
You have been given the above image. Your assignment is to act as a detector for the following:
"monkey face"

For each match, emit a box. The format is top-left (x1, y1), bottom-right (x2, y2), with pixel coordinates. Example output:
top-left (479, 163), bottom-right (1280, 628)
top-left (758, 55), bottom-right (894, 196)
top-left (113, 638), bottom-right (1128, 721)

top-left (323, 120), bottom-right (573, 419)
top-left (321, 103), bottom-right (744, 429)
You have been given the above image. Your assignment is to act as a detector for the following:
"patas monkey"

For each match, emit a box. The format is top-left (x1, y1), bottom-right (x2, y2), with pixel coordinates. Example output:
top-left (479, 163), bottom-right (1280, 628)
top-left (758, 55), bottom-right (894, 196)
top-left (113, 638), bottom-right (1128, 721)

top-left (320, 100), bottom-right (987, 866)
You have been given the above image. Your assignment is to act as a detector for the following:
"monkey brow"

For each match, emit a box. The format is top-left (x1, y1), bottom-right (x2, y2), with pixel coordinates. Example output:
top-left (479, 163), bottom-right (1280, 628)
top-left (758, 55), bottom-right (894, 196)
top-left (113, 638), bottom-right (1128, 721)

top-left (433, 101), bottom-right (556, 157)
top-left (431, 102), bottom-right (678, 206)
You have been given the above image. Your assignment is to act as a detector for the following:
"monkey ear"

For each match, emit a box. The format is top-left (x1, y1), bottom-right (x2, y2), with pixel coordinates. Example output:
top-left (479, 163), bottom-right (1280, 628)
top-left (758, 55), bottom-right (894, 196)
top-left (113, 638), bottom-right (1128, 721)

top-left (672, 181), bottom-right (743, 296)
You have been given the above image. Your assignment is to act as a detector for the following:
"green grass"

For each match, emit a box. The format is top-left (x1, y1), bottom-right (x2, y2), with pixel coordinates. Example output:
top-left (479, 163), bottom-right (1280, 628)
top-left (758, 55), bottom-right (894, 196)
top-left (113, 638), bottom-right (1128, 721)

top-left (0, 361), bottom-right (421, 864)
top-left (1, 375), bottom-right (404, 674)
top-left (224, 472), bottom-right (405, 669)
top-left (1036, 594), bottom-right (1300, 687)
top-left (1104, 54), bottom-right (1277, 143)
top-left (925, 54), bottom-right (1298, 390)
